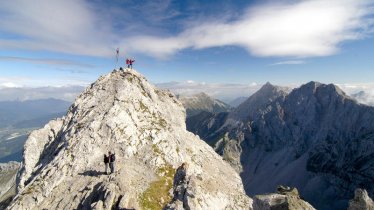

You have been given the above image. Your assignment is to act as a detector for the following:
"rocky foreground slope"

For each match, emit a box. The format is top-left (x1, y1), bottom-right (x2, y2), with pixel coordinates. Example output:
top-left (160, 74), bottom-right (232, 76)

top-left (0, 162), bottom-right (20, 209)
top-left (7, 69), bottom-right (251, 210)
top-left (348, 189), bottom-right (374, 210)
top-left (188, 81), bottom-right (374, 210)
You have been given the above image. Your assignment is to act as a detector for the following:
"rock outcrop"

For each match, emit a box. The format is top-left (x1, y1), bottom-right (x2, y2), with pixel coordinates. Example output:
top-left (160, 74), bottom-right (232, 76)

top-left (0, 161), bottom-right (20, 209)
top-left (187, 81), bottom-right (374, 210)
top-left (253, 186), bottom-right (315, 210)
top-left (348, 189), bottom-right (374, 210)
top-left (8, 69), bottom-right (251, 210)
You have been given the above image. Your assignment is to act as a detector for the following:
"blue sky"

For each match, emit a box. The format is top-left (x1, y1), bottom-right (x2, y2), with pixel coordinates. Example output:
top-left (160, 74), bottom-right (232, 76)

top-left (0, 0), bottom-right (374, 101)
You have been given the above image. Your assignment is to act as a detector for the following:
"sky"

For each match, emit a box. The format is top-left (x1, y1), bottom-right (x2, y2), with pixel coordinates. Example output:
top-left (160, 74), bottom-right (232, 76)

top-left (1, 0), bottom-right (374, 102)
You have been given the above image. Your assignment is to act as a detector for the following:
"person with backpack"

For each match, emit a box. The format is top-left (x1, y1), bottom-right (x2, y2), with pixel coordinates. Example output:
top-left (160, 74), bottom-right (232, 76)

top-left (172, 163), bottom-right (189, 203)
top-left (109, 151), bottom-right (116, 174)
top-left (104, 154), bottom-right (109, 175)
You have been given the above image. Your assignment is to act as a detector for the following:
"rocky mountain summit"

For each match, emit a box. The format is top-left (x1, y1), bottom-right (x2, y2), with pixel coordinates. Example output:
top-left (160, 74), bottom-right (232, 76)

top-left (187, 81), bottom-right (374, 210)
top-left (177, 92), bottom-right (230, 117)
top-left (7, 69), bottom-right (251, 210)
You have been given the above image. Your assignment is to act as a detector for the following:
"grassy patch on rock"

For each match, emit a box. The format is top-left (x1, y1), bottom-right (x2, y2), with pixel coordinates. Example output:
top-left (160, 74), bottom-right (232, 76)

top-left (139, 165), bottom-right (175, 210)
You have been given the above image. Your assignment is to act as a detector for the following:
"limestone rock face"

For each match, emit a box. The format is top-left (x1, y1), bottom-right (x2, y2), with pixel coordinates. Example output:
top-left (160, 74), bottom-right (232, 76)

top-left (0, 161), bottom-right (20, 208)
top-left (8, 69), bottom-right (251, 210)
top-left (187, 81), bottom-right (374, 210)
top-left (252, 186), bottom-right (315, 210)
top-left (348, 189), bottom-right (374, 210)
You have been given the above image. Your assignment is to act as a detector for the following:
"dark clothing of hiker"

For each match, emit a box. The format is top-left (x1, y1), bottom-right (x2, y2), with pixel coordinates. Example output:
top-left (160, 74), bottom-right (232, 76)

top-left (173, 165), bottom-right (187, 186)
top-left (109, 153), bottom-right (115, 174)
top-left (169, 163), bottom-right (192, 210)
top-left (104, 154), bottom-right (109, 174)
top-left (172, 163), bottom-right (189, 206)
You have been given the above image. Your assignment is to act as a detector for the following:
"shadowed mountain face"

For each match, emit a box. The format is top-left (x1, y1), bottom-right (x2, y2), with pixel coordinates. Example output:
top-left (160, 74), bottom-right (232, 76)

top-left (187, 81), bottom-right (374, 210)
top-left (228, 96), bottom-right (248, 108)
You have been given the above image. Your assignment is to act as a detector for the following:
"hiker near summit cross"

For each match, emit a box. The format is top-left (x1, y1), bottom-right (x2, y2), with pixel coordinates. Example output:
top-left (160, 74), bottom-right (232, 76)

top-left (126, 58), bottom-right (135, 69)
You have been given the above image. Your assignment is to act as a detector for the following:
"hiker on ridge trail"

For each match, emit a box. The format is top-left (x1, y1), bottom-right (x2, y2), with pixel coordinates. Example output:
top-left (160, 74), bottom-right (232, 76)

top-left (174, 162), bottom-right (188, 186)
top-left (108, 151), bottom-right (116, 174)
top-left (104, 154), bottom-right (110, 175)
top-left (172, 162), bottom-right (189, 201)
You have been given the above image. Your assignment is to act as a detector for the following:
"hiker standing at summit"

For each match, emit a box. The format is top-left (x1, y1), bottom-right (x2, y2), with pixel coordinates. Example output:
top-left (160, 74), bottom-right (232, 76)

top-left (108, 151), bottom-right (116, 174)
top-left (126, 58), bottom-right (135, 69)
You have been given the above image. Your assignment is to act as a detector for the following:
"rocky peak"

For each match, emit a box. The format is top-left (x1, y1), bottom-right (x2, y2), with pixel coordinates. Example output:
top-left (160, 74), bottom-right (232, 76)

top-left (231, 82), bottom-right (289, 121)
top-left (184, 79), bottom-right (374, 210)
top-left (348, 189), bottom-right (374, 210)
top-left (288, 81), bottom-right (350, 104)
top-left (8, 68), bottom-right (251, 210)
top-left (252, 186), bottom-right (315, 210)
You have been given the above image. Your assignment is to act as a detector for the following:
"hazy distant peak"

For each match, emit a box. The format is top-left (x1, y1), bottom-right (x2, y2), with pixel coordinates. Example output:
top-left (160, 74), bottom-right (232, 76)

top-left (295, 81), bottom-right (350, 100)
top-left (178, 92), bottom-right (230, 117)
top-left (231, 83), bottom-right (289, 120)
top-left (195, 92), bottom-right (210, 97)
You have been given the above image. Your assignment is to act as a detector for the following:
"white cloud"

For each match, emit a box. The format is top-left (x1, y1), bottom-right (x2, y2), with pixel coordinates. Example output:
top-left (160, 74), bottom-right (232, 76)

top-left (157, 81), bottom-right (263, 102)
top-left (0, 0), bottom-right (114, 57)
top-left (125, 0), bottom-right (374, 58)
top-left (0, 86), bottom-right (85, 102)
top-left (0, 0), bottom-right (373, 59)
top-left (0, 82), bottom-right (21, 88)
top-left (0, 56), bottom-right (94, 68)
top-left (0, 75), bottom-right (91, 88)
top-left (337, 83), bottom-right (374, 106)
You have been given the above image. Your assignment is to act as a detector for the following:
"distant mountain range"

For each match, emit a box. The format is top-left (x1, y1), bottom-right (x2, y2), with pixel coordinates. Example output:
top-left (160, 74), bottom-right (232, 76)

top-left (0, 98), bottom-right (70, 128)
top-left (186, 81), bottom-right (374, 210)
top-left (177, 92), bottom-right (231, 117)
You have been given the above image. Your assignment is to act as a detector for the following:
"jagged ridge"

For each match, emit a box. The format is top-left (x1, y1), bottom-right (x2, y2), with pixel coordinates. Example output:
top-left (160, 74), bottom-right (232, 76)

top-left (188, 81), bottom-right (374, 210)
top-left (9, 69), bottom-right (251, 210)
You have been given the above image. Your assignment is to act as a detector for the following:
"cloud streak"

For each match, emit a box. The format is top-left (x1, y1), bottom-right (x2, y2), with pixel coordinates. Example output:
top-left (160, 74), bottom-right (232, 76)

top-left (157, 80), bottom-right (262, 102)
top-left (0, 56), bottom-right (94, 68)
top-left (0, 86), bottom-right (85, 102)
top-left (0, 0), bottom-right (114, 57)
top-left (126, 0), bottom-right (374, 58)
top-left (269, 60), bottom-right (306, 66)
top-left (0, 0), bottom-right (373, 59)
